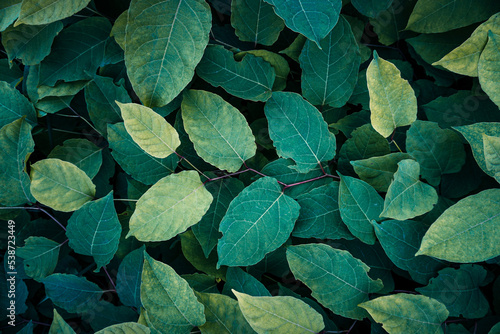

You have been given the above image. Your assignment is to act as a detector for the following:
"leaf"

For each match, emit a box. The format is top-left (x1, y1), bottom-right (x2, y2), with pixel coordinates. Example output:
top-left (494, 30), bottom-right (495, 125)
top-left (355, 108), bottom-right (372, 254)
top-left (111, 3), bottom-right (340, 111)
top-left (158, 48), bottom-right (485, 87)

top-left (478, 31), bottom-right (500, 108)
top-left (0, 0), bottom-right (21, 32)
top-left (183, 274), bottom-right (219, 294)
top-left (48, 139), bottom-right (103, 179)
top-left (286, 243), bottom-right (383, 319)
top-left (141, 252), bottom-right (206, 333)
top-left (124, 0), bottom-right (211, 107)
top-left (95, 323), bottom-right (150, 334)
top-left (483, 134), bottom-right (500, 182)
top-left (235, 50), bottom-right (290, 91)
top-left (416, 265), bottom-right (489, 319)
top-left (181, 90), bottom-right (257, 172)
top-left (263, 0), bottom-right (342, 46)
top-left (338, 174), bottom-right (383, 245)
top-left (30, 159), bottom-right (96, 212)
top-left (380, 160), bottom-right (438, 220)
top-left (279, 34), bottom-right (306, 62)
top-left (0, 59), bottom-right (22, 86)
top-left (367, 51), bottom-right (417, 137)
top-left (264, 91), bottom-right (336, 173)
top-left (359, 294), bottom-right (449, 334)
top-left (17, 237), bottom-right (60, 281)
top-left (196, 45), bottom-right (275, 102)
top-left (217, 177), bottom-right (300, 267)
top-left (222, 267), bottom-right (271, 298)
top-left (43, 273), bottom-right (103, 313)
top-left (417, 189), bottom-right (500, 262)
top-left (116, 246), bottom-right (144, 309)
top-left (180, 230), bottom-right (227, 279)
top-left (127, 171), bottom-right (213, 242)
top-left (15, 0), bottom-right (91, 26)
top-left (300, 16), bottom-right (360, 108)
top-left (351, 0), bottom-right (393, 18)
top-left (118, 102), bottom-right (181, 159)
top-left (369, 0), bottom-right (418, 46)
top-left (406, 120), bottom-right (466, 186)
top-left (231, 0), bottom-right (284, 46)
top-left (49, 309), bottom-right (76, 334)
top-left (0, 81), bottom-right (37, 129)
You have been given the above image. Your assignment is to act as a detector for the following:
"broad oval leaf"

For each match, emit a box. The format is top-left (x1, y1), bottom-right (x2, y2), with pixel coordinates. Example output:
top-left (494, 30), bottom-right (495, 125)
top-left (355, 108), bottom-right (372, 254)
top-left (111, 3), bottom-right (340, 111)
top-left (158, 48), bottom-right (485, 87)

top-left (17, 237), bottom-right (60, 281)
top-left (0, 81), bottom-right (37, 129)
top-left (116, 246), bottom-right (144, 309)
top-left (127, 170), bottom-right (213, 242)
top-left (49, 309), bottom-right (76, 334)
top-left (181, 90), bottom-right (257, 172)
top-left (478, 31), bottom-right (500, 108)
top-left (95, 322), bottom-right (150, 334)
top-left (30, 159), bottom-right (96, 212)
top-left (217, 177), bottom-right (300, 267)
top-left (222, 267), bottom-right (271, 298)
top-left (48, 138), bottom-right (103, 179)
top-left (124, 0), bottom-right (211, 107)
top-left (15, 0), bottom-right (91, 26)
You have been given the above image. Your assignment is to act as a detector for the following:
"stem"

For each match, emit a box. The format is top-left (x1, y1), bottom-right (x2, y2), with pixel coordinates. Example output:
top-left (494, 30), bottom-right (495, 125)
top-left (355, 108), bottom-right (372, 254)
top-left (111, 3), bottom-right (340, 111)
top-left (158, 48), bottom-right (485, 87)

top-left (35, 205), bottom-right (67, 231)
top-left (113, 198), bottom-right (139, 202)
top-left (175, 152), bottom-right (210, 180)
top-left (204, 169), bottom-right (251, 183)
top-left (103, 266), bottom-right (117, 290)
top-left (283, 175), bottom-right (329, 190)
top-left (65, 103), bottom-right (103, 137)
top-left (390, 140), bottom-right (403, 153)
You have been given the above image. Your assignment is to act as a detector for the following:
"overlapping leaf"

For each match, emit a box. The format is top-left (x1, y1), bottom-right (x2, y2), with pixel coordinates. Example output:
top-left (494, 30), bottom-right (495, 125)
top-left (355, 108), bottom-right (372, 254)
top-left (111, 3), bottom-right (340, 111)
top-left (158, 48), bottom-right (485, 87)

top-left (222, 267), bottom-right (271, 298)
top-left (0, 81), bottom-right (37, 129)
top-left (48, 139), bottom-right (103, 179)
top-left (478, 31), bottom-right (500, 108)
top-left (116, 246), bottom-right (144, 309)
top-left (49, 309), bottom-right (76, 334)
top-left (17, 237), bottom-right (60, 281)
top-left (351, 0), bottom-right (393, 18)
top-left (15, 0), bottom-right (91, 26)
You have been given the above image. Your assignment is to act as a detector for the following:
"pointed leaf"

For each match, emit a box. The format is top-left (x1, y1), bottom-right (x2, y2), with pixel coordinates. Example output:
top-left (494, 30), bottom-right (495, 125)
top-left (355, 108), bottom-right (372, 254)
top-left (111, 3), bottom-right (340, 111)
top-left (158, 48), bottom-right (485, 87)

top-left (180, 230), bottom-right (226, 279)
top-left (48, 139), bottom-right (103, 179)
top-left (235, 50), bottom-right (290, 91)
top-left (483, 134), bottom-right (500, 183)
top-left (351, 0), bottom-right (393, 18)
top-left (116, 246), bottom-right (144, 309)
top-left (49, 309), bottom-right (76, 334)
top-left (0, 81), bottom-right (37, 129)
top-left (17, 237), bottom-right (60, 281)
top-left (222, 267), bottom-right (271, 298)
top-left (95, 323), bottom-right (150, 334)
top-left (0, 0), bottom-right (21, 32)
top-left (15, 0), bottom-right (91, 26)
top-left (478, 31), bottom-right (500, 108)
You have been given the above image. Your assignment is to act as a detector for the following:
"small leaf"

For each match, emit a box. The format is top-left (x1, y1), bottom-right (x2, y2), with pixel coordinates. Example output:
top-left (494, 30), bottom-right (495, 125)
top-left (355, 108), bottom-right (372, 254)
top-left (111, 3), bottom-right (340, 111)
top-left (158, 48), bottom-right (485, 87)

top-left (15, 0), bottom-right (91, 26)
top-left (17, 237), bottom-right (60, 281)
top-left (116, 246), bottom-right (144, 309)
top-left (478, 31), bottom-right (500, 108)
top-left (222, 267), bottom-right (271, 298)
top-left (49, 309), bottom-right (76, 334)
top-left (95, 323), bottom-right (150, 334)
top-left (483, 134), bottom-right (500, 183)
top-left (48, 138), bottom-right (103, 179)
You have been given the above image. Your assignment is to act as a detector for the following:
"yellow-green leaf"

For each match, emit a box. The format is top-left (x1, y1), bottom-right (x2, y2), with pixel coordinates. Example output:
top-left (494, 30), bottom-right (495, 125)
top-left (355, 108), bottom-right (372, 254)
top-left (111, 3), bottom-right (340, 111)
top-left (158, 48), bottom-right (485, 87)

top-left (15, 0), bottom-right (91, 26)
top-left (483, 134), bottom-right (500, 183)
top-left (49, 309), bottom-right (76, 334)
top-left (95, 322), bottom-right (150, 334)
top-left (478, 31), bottom-right (500, 108)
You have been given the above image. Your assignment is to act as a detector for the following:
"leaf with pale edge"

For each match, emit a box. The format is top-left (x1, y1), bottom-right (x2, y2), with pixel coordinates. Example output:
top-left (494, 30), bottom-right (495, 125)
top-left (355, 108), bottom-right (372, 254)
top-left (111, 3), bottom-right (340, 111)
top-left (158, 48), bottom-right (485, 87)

top-left (49, 309), bottom-right (76, 334)
top-left (478, 31), bottom-right (500, 108)
top-left (17, 237), bottom-right (59, 281)
top-left (15, 0), bottom-right (91, 26)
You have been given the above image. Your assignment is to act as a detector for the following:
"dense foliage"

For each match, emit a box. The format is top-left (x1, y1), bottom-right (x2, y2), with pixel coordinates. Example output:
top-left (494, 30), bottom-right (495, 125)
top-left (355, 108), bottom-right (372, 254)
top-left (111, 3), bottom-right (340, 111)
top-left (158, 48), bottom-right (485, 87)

top-left (1, 0), bottom-right (500, 333)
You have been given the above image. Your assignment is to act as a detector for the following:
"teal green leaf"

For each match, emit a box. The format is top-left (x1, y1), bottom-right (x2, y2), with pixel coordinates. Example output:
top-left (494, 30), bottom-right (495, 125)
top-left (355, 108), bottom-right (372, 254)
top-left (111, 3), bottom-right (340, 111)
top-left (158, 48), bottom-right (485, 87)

top-left (286, 243), bottom-right (383, 319)
top-left (351, 0), bottom-right (393, 18)
top-left (478, 31), bottom-right (500, 108)
top-left (417, 189), bottom-right (500, 263)
top-left (116, 246), bottom-right (144, 309)
top-left (372, 219), bottom-right (446, 284)
top-left (48, 139), bottom-right (103, 179)
top-left (369, 0), bottom-right (418, 46)
top-left (231, 0), bottom-right (284, 46)
top-left (0, 118), bottom-right (35, 206)
top-left (196, 45), bottom-right (275, 102)
top-left (338, 174), bottom-right (383, 245)
top-left (233, 290), bottom-right (324, 334)
top-left (43, 273), bottom-right (103, 313)
top-left (181, 89), bottom-right (257, 172)
top-left (483, 134), bottom-right (500, 182)
top-left (17, 321), bottom-right (33, 334)
top-left (490, 323), bottom-right (500, 334)
top-left (180, 230), bottom-right (226, 279)
top-left (293, 182), bottom-right (354, 240)
top-left (80, 300), bottom-right (138, 332)
top-left (0, 81), bottom-right (37, 129)
top-left (118, 102), bottom-right (181, 159)
top-left (235, 50), bottom-right (290, 91)
top-left (381, 160), bottom-right (438, 220)
top-left (367, 51), bottom-right (417, 138)
top-left (0, 59), bottom-right (22, 87)
top-left (127, 171), bottom-right (213, 242)
top-left (0, 0), bottom-right (21, 32)
top-left (262, 0), bottom-right (342, 46)
top-left (407, 120), bottom-right (466, 186)
top-left (222, 267), bottom-right (271, 298)
top-left (124, 0), bottom-right (211, 107)
top-left (1, 21), bottom-right (63, 65)
top-left (107, 123), bottom-right (178, 185)
top-left (39, 17), bottom-right (111, 86)
top-left (95, 323), bottom-right (150, 334)
top-left (344, 15), bottom-right (371, 62)
top-left (416, 264), bottom-right (489, 318)
top-left (217, 177), bottom-right (300, 267)
top-left (196, 292), bottom-right (255, 334)
top-left (141, 252), bottom-right (206, 333)
top-left (15, 0), bottom-right (91, 26)
top-left (183, 274), bottom-right (218, 294)
top-left (329, 110), bottom-right (370, 138)
top-left (264, 91), bottom-right (336, 173)
top-left (66, 192), bottom-right (121, 271)
top-left (30, 159), bottom-right (96, 212)
top-left (359, 294), bottom-right (449, 334)
top-left (300, 16), bottom-right (360, 108)
top-left (17, 237), bottom-right (60, 281)
top-left (49, 309), bottom-right (76, 334)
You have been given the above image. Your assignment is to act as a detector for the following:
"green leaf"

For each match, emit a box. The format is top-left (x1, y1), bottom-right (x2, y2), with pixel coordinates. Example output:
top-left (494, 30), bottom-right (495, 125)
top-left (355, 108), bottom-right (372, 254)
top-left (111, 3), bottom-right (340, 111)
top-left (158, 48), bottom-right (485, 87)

top-left (367, 51), bottom-right (417, 137)
top-left (286, 243), bottom-right (383, 319)
top-left (43, 273), bottom-right (103, 313)
top-left (300, 16), bottom-right (360, 108)
top-left (369, 0), bottom-right (418, 46)
top-left (381, 160), bottom-right (438, 220)
top-left (264, 91), bottom-right (336, 173)
top-left (183, 274), bottom-right (218, 294)
top-left (141, 252), bottom-right (206, 333)
top-left (233, 290), bottom-right (324, 334)
top-left (235, 50), bottom-right (290, 91)
top-left (180, 230), bottom-right (227, 279)
top-left (81, 300), bottom-right (138, 332)
top-left (124, 0), bottom-right (211, 107)
top-left (360, 294), bottom-right (449, 334)
top-left (478, 31), bottom-right (500, 108)
top-left (30, 159), bottom-right (95, 212)
top-left (231, 0), bottom-right (284, 46)
top-left (351, 0), bottom-right (393, 18)
top-left (118, 102), bottom-right (181, 159)
top-left (279, 34), bottom-right (306, 62)
top-left (0, 59), bottom-right (22, 86)
top-left (217, 177), bottom-right (300, 267)
top-left (263, 0), bottom-right (342, 46)
top-left (49, 309), bottom-right (76, 334)
top-left (0, 0), bottom-right (21, 32)
top-left (15, 0), bottom-right (91, 26)
top-left (483, 134), bottom-right (500, 182)
top-left (127, 171), bottom-right (213, 242)
top-left (406, 120), bottom-right (466, 186)
top-left (116, 246), bottom-right (144, 309)
top-left (181, 89), bottom-right (257, 172)
top-left (48, 139), bottom-right (103, 179)
top-left (0, 81), bottom-right (37, 129)
top-left (95, 323), bottom-right (150, 334)
top-left (338, 174), bottom-right (383, 245)
top-left (66, 192), bottom-right (121, 271)
top-left (17, 237), bottom-right (60, 281)
top-left (222, 267), bottom-right (271, 298)
top-left (196, 45), bottom-right (275, 102)
top-left (417, 189), bottom-right (500, 262)
top-left (416, 264), bottom-right (489, 319)
top-left (0, 118), bottom-right (35, 206)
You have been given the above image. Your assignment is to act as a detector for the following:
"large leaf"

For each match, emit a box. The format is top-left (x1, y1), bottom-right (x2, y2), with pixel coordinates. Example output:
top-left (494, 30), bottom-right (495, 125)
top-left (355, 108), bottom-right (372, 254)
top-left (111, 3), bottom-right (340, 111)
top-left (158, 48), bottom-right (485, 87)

top-left (116, 246), bottom-right (144, 309)
top-left (351, 0), bottom-right (393, 18)
top-left (300, 15), bottom-right (360, 108)
top-left (124, 0), bottom-right (211, 107)
top-left (287, 244), bottom-right (383, 319)
top-left (48, 138), bottom-right (103, 179)
top-left (217, 177), bottom-right (300, 267)
top-left (417, 189), bottom-right (500, 262)
top-left (127, 171), bottom-right (213, 242)
top-left (0, 81), bottom-right (37, 129)
top-left (360, 294), bottom-right (449, 334)
top-left (367, 51), bottom-right (417, 138)
top-left (30, 159), bottom-right (96, 212)
top-left (264, 92), bottom-right (336, 173)
top-left (17, 237), bottom-right (60, 281)
top-left (15, 0), bottom-right (91, 26)
top-left (181, 90), bottom-right (257, 172)
top-left (0, 0), bottom-right (21, 32)
top-left (233, 290), bottom-right (324, 334)
top-left (49, 309), bottom-right (76, 334)
top-left (484, 134), bottom-right (500, 183)
top-left (478, 31), bottom-right (500, 108)
top-left (222, 267), bottom-right (271, 298)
